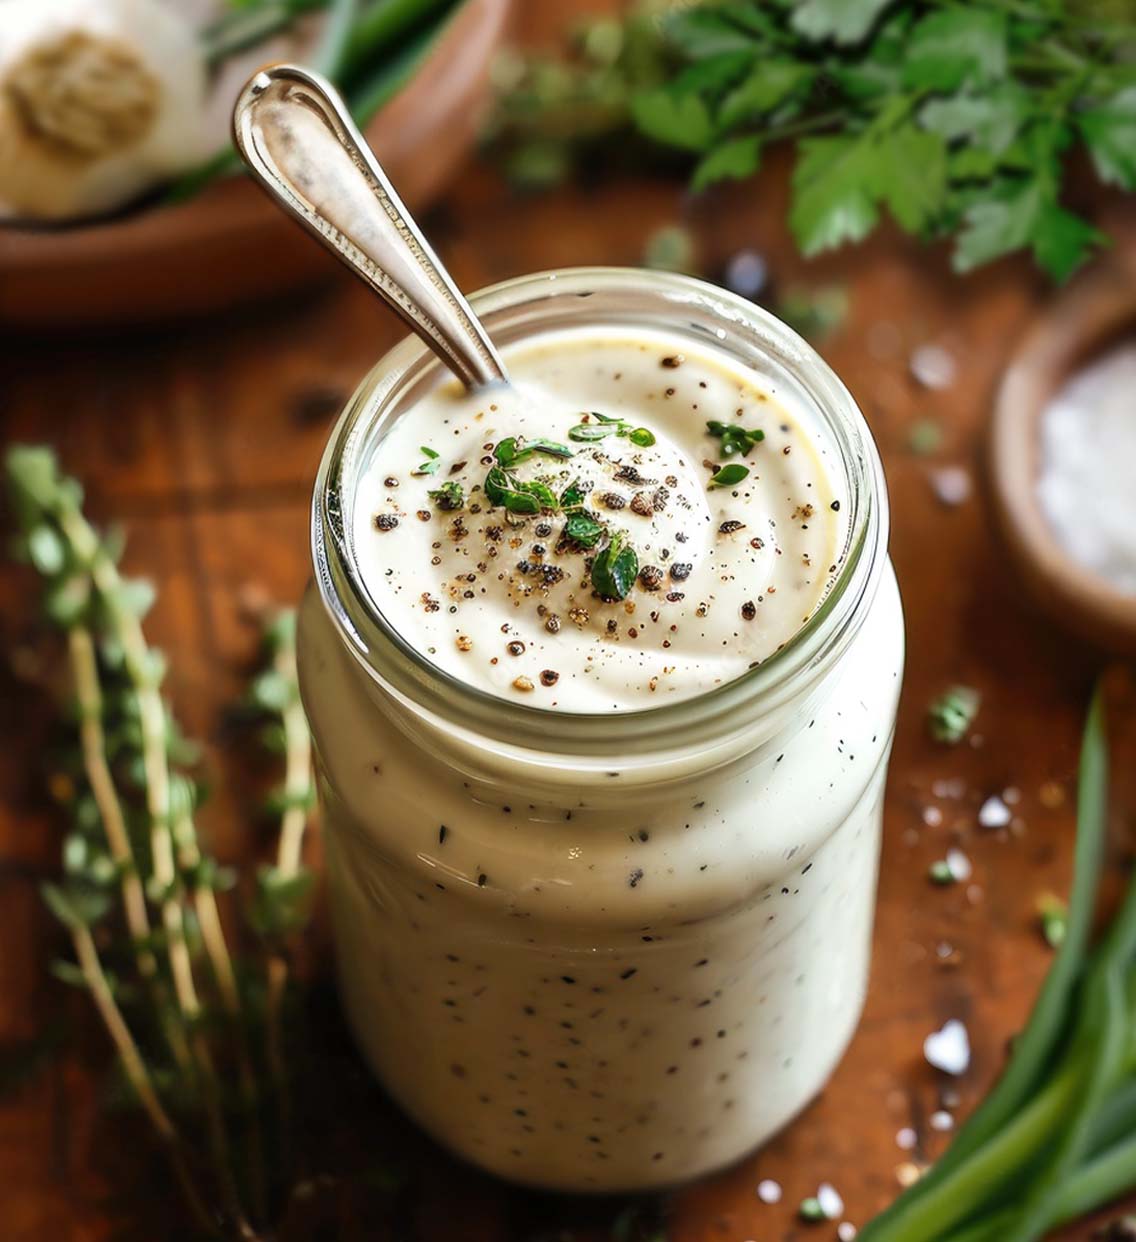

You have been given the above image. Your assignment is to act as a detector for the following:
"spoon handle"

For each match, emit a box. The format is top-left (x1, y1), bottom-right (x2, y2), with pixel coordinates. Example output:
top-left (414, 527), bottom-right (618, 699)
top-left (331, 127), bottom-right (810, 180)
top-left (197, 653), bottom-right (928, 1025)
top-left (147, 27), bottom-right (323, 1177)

top-left (233, 63), bottom-right (507, 389)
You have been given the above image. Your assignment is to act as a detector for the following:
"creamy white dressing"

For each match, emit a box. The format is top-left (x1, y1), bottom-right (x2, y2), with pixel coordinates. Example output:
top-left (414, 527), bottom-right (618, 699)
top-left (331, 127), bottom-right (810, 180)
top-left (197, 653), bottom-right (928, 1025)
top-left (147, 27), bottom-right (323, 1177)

top-left (353, 329), bottom-right (844, 711)
top-left (301, 294), bottom-right (903, 1193)
top-left (1037, 341), bottom-right (1136, 594)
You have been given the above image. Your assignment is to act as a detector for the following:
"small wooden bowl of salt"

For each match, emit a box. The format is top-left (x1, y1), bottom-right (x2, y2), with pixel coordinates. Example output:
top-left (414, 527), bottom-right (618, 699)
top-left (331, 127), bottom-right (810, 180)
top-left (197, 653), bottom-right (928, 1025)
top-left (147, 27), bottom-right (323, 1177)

top-left (991, 248), bottom-right (1136, 655)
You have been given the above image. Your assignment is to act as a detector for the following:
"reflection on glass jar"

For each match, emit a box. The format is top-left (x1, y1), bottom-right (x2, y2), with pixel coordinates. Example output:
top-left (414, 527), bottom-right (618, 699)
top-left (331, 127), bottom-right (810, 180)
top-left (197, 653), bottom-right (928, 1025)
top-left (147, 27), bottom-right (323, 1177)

top-left (298, 269), bottom-right (904, 1192)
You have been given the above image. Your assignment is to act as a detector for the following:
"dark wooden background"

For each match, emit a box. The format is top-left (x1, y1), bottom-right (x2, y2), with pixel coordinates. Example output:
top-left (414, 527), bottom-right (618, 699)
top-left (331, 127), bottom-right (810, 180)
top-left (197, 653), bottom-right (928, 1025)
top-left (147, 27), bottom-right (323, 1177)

top-left (2, 4), bottom-right (1134, 1239)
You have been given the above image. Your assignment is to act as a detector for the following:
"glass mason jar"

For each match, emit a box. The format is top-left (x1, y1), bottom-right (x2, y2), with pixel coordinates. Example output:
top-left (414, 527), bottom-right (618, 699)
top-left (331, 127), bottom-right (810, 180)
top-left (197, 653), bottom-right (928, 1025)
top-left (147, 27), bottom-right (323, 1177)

top-left (297, 268), bottom-right (904, 1193)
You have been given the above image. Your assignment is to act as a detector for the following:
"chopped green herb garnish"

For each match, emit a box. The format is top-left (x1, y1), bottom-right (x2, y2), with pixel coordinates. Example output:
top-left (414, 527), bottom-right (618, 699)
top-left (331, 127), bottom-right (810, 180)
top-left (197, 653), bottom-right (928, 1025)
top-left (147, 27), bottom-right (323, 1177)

top-left (563, 512), bottom-right (605, 548)
top-left (929, 860), bottom-right (956, 886)
top-left (709, 463), bottom-right (749, 488)
top-left (707, 420), bottom-right (765, 457)
top-left (494, 436), bottom-right (574, 467)
top-left (560, 480), bottom-right (587, 510)
top-left (799, 1197), bottom-right (827, 1222)
top-left (928, 685), bottom-right (981, 744)
top-left (484, 466), bottom-right (553, 515)
top-left (414, 446), bottom-right (442, 476)
top-left (568, 412), bottom-right (655, 447)
top-left (428, 481), bottom-right (464, 511)
top-left (590, 531), bottom-right (639, 601)
top-left (1040, 897), bottom-right (1068, 949)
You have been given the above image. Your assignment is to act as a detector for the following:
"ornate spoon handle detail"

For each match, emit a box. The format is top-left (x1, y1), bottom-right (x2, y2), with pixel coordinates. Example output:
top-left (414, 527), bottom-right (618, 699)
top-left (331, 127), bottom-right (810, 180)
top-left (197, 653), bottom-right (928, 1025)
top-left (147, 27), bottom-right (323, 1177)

top-left (233, 63), bottom-right (508, 389)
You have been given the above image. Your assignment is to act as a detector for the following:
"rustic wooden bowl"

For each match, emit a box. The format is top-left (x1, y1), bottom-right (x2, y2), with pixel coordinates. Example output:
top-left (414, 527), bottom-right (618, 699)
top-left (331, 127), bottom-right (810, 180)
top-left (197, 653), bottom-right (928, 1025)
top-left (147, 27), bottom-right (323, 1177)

top-left (990, 247), bottom-right (1136, 655)
top-left (0, 0), bottom-right (511, 329)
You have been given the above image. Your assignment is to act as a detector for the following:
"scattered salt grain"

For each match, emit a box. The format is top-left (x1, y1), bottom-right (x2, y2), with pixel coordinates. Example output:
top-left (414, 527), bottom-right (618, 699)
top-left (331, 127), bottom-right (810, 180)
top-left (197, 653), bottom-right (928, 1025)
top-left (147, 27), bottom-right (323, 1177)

top-left (978, 795), bottom-right (1012, 829)
top-left (931, 466), bottom-right (971, 506)
top-left (724, 250), bottom-right (769, 300)
top-left (896, 1162), bottom-right (923, 1187)
top-left (930, 1110), bottom-right (955, 1131)
top-left (817, 1183), bottom-right (844, 1219)
top-left (910, 343), bottom-right (957, 390)
top-left (924, 1018), bottom-right (971, 1075)
top-left (756, 1178), bottom-right (782, 1204)
top-left (896, 1127), bottom-right (917, 1150)
top-left (838, 1223), bottom-right (858, 1242)
top-left (946, 848), bottom-right (972, 881)
top-left (922, 805), bottom-right (943, 827)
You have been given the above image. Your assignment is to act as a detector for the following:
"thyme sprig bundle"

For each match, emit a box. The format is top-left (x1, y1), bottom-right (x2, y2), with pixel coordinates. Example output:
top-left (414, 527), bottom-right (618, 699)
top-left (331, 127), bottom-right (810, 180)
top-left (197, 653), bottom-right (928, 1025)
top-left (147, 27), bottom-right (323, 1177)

top-left (6, 446), bottom-right (314, 1240)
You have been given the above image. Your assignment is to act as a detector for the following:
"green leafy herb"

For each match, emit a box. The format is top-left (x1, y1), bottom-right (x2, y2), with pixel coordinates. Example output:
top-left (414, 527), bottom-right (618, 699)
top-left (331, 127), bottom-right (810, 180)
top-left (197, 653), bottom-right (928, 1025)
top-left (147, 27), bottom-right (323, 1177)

top-left (492, 1), bottom-right (1136, 279)
top-left (927, 684), bottom-right (981, 744)
top-left (560, 480), bottom-right (587, 510)
top-left (1040, 896), bottom-right (1068, 950)
top-left (707, 419), bottom-right (765, 457)
top-left (568, 412), bottom-right (655, 447)
top-left (493, 436), bottom-right (574, 467)
top-left (563, 512), bottom-right (605, 548)
top-left (709, 463), bottom-right (750, 488)
top-left (428, 481), bottom-right (464, 511)
top-left (590, 532), bottom-right (640, 601)
top-left (484, 466), bottom-right (549, 515)
top-left (414, 445), bottom-right (442, 476)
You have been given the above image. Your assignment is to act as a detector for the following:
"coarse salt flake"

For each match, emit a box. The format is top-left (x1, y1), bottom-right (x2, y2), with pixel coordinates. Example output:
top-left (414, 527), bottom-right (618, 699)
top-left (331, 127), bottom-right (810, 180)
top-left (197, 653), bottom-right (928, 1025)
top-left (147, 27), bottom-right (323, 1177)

top-left (924, 1018), bottom-right (970, 1075)
top-left (756, 1178), bottom-right (782, 1204)
top-left (978, 795), bottom-right (1012, 829)
top-left (946, 848), bottom-right (972, 881)
top-left (817, 1183), bottom-right (844, 1219)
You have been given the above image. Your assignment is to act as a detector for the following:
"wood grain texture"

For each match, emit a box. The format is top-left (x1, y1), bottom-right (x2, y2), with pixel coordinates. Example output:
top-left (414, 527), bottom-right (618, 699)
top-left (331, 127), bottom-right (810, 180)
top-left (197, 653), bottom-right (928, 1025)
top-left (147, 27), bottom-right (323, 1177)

top-left (2, 3), bottom-right (1135, 1239)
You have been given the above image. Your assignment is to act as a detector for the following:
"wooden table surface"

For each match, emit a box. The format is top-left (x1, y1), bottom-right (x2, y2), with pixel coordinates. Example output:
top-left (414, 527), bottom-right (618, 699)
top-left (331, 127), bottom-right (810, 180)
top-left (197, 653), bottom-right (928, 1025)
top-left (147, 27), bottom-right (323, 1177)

top-left (2, 5), bottom-right (1135, 1240)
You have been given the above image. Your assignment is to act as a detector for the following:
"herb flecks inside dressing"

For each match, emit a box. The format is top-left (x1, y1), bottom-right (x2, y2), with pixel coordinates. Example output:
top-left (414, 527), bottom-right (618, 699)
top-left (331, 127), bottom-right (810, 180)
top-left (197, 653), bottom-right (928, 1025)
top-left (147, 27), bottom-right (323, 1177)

top-left (354, 329), bottom-right (843, 711)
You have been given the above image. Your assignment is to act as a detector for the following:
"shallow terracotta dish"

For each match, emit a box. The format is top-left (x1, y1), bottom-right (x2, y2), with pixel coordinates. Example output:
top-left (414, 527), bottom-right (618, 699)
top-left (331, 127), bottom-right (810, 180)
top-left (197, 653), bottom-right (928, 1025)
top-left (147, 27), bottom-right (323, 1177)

top-left (990, 247), bottom-right (1136, 655)
top-left (0, 0), bottom-right (511, 329)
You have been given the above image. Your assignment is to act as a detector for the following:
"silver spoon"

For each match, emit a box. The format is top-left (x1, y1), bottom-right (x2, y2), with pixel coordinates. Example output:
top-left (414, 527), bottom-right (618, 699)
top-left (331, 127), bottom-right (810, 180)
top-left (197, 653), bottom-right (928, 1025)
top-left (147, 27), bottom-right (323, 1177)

top-left (232, 63), bottom-right (508, 390)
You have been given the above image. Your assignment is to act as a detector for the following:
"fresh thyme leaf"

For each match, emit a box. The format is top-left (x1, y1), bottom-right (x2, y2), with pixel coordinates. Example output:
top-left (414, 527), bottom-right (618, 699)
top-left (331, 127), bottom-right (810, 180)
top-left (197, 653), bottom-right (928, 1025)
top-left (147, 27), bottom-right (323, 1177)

top-left (707, 420), bottom-right (765, 457)
top-left (495, 436), bottom-right (574, 466)
top-left (710, 463), bottom-right (750, 488)
top-left (569, 422), bottom-right (619, 443)
top-left (590, 532), bottom-right (639, 601)
top-left (428, 481), bottom-right (464, 511)
top-left (484, 467), bottom-right (541, 514)
top-left (569, 414), bottom-right (656, 447)
top-left (414, 446), bottom-right (442, 476)
top-left (927, 684), bottom-right (981, 744)
top-left (560, 480), bottom-right (587, 510)
top-left (563, 512), bottom-right (605, 548)
top-left (513, 437), bottom-right (575, 462)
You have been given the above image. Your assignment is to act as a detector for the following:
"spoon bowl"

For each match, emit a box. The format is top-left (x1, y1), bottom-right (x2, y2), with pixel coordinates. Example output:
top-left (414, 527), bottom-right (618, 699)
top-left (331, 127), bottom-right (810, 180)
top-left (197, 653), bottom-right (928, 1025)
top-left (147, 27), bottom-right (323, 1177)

top-left (233, 63), bottom-right (507, 389)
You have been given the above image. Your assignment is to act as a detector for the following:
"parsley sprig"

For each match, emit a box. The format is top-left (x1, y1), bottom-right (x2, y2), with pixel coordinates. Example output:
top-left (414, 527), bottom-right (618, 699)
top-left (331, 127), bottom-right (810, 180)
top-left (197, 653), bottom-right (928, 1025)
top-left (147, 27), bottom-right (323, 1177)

top-left (493, 1), bottom-right (1136, 280)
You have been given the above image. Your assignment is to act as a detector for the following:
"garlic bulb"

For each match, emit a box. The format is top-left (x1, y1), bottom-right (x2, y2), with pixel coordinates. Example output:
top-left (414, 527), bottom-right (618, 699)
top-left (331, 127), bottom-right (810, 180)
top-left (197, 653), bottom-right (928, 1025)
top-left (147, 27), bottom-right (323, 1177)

top-left (0, 0), bottom-right (210, 222)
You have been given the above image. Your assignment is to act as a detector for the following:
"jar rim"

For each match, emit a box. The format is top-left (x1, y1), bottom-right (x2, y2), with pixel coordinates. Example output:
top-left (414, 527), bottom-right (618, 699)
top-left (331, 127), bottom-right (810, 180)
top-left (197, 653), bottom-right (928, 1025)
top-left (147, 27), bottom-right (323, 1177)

top-left (312, 267), bottom-right (889, 759)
